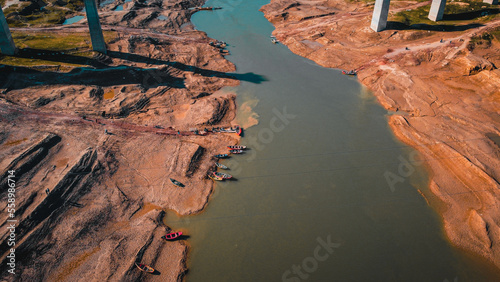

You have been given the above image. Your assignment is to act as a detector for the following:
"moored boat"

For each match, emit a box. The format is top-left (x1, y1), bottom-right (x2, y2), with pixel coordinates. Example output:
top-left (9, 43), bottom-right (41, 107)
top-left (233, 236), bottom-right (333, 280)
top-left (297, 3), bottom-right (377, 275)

top-left (209, 40), bottom-right (227, 48)
top-left (209, 173), bottom-right (224, 181)
top-left (214, 154), bottom-right (229, 158)
top-left (216, 162), bottom-right (228, 169)
top-left (227, 145), bottom-right (246, 150)
top-left (170, 178), bottom-right (185, 187)
top-left (135, 263), bottom-right (155, 273)
top-left (342, 70), bottom-right (357, 75)
top-left (212, 126), bottom-right (242, 135)
top-left (229, 149), bottom-right (244, 154)
top-left (214, 171), bottom-right (232, 179)
top-left (162, 231), bottom-right (182, 240)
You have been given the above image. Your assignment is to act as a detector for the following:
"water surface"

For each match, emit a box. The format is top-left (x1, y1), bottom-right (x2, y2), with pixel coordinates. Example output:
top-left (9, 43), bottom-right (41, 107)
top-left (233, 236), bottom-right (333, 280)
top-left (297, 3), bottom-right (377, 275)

top-left (62, 15), bottom-right (84, 25)
top-left (166, 1), bottom-right (498, 281)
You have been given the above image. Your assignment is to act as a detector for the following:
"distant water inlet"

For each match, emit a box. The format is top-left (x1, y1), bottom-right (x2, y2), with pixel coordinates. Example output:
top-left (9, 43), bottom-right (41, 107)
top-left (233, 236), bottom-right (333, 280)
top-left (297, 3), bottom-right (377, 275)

top-left (164, 0), bottom-right (500, 281)
top-left (62, 15), bottom-right (84, 25)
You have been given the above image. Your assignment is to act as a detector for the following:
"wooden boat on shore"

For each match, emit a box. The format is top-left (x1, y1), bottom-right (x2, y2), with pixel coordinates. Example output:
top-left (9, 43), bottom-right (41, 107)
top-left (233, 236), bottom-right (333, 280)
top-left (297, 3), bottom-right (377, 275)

top-left (216, 162), bottom-right (228, 169)
top-left (170, 178), bottom-right (185, 187)
top-left (214, 172), bottom-right (232, 179)
top-left (198, 6), bottom-right (222, 11)
top-left (135, 263), bottom-right (155, 273)
top-left (214, 154), bottom-right (229, 158)
top-left (209, 173), bottom-right (224, 181)
top-left (162, 231), bottom-right (182, 240)
top-left (212, 126), bottom-right (242, 136)
top-left (342, 70), bottom-right (357, 75)
top-left (227, 145), bottom-right (246, 150)
top-left (229, 149), bottom-right (244, 154)
top-left (209, 40), bottom-right (226, 48)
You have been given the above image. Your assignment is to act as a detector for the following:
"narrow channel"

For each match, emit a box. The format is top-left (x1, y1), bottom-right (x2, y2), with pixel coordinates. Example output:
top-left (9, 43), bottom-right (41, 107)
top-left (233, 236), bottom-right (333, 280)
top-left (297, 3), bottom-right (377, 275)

top-left (165, 0), bottom-right (496, 281)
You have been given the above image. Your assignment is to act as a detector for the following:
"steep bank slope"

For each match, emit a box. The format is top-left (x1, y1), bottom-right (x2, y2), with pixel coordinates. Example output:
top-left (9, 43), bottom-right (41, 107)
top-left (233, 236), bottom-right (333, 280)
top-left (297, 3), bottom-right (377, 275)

top-left (262, 0), bottom-right (500, 271)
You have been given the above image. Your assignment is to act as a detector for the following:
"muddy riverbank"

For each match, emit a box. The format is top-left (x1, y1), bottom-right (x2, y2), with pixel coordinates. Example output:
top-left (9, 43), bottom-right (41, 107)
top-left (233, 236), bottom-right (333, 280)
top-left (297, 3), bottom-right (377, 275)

top-left (0, 0), bottom-right (241, 280)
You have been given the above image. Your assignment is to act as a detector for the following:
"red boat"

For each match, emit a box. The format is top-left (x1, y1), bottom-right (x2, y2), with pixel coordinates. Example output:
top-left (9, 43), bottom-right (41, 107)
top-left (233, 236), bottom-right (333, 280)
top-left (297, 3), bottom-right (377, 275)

top-left (135, 263), bottom-right (155, 273)
top-left (162, 231), bottom-right (183, 240)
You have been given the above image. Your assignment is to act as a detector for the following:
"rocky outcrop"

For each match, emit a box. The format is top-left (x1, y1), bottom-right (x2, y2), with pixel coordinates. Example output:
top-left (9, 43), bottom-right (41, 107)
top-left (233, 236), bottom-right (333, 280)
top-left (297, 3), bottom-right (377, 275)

top-left (181, 96), bottom-right (232, 126)
top-left (456, 54), bottom-right (496, 75)
top-left (186, 145), bottom-right (205, 177)
top-left (0, 147), bottom-right (100, 280)
top-left (0, 134), bottom-right (61, 189)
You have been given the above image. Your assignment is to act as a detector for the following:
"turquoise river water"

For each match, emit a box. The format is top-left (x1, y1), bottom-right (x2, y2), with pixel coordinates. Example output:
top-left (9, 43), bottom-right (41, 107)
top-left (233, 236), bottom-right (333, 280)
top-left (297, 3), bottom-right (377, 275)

top-left (165, 0), bottom-right (499, 281)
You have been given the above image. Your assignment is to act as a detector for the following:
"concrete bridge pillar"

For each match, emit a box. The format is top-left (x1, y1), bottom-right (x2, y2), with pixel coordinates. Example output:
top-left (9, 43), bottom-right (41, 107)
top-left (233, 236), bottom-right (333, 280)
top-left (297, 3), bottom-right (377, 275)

top-left (84, 0), bottom-right (106, 54)
top-left (0, 7), bottom-right (16, 55)
top-left (483, 0), bottom-right (498, 4)
top-left (371, 0), bottom-right (391, 32)
top-left (428, 0), bottom-right (447, 21)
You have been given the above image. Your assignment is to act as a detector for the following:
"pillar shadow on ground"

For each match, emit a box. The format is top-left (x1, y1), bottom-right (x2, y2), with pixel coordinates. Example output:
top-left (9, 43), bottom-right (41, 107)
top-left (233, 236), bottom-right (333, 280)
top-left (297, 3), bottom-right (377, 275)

top-left (0, 65), bottom-right (185, 90)
top-left (107, 50), bottom-right (268, 84)
top-left (442, 8), bottom-right (500, 21)
top-left (12, 48), bottom-right (110, 68)
top-left (385, 21), bottom-right (484, 31)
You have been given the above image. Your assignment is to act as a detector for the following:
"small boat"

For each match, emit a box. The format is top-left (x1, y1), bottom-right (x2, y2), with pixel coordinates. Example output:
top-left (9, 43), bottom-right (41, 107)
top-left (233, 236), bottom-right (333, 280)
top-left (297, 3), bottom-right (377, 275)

top-left (212, 126), bottom-right (242, 135)
top-left (229, 150), bottom-right (244, 154)
top-left (227, 145), bottom-right (246, 150)
top-left (135, 263), bottom-right (155, 273)
top-left (162, 231), bottom-right (182, 240)
top-left (209, 173), bottom-right (224, 181)
top-left (216, 162), bottom-right (228, 169)
top-left (214, 154), bottom-right (229, 158)
top-left (209, 40), bottom-right (227, 48)
top-left (170, 178), bottom-right (185, 187)
top-left (271, 38), bottom-right (279, 44)
top-left (214, 172), bottom-right (232, 179)
top-left (342, 70), bottom-right (357, 76)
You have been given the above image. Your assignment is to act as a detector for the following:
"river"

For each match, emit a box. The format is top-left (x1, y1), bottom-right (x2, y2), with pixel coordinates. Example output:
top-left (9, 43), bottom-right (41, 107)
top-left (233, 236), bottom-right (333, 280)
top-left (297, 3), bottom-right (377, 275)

top-left (164, 0), bottom-right (497, 281)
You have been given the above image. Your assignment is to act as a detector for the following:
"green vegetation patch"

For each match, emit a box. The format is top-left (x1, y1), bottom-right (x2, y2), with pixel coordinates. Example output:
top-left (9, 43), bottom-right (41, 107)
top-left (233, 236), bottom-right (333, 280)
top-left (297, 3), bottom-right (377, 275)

top-left (0, 31), bottom-right (117, 68)
top-left (444, 1), bottom-right (491, 14)
top-left (391, 0), bottom-right (500, 28)
top-left (491, 27), bottom-right (500, 41)
top-left (13, 32), bottom-right (93, 50)
top-left (391, 6), bottom-right (433, 26)
top-left (4, 0), bottom-right (85, 27)
top-left (467, 27), bottom-right (500, 50)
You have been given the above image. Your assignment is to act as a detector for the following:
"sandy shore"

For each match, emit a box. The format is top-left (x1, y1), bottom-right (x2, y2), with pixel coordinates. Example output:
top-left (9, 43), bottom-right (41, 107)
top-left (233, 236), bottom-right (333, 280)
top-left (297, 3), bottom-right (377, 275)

top-left (261, 0), bottom-right (500, 273)
top-left (0, 0), bottom-right (240, 281)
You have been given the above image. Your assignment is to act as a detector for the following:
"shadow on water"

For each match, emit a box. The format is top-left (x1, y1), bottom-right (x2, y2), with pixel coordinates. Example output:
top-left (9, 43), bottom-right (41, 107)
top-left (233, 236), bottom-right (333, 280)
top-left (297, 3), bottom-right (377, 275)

top-left (386, 21), bottom-right (484, 31)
